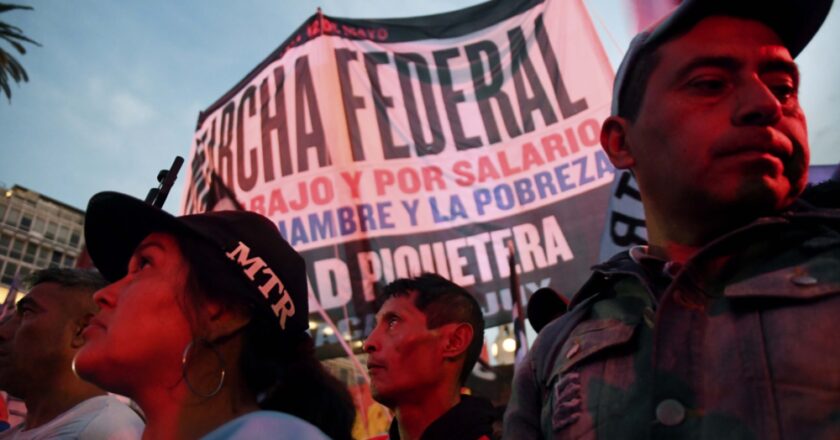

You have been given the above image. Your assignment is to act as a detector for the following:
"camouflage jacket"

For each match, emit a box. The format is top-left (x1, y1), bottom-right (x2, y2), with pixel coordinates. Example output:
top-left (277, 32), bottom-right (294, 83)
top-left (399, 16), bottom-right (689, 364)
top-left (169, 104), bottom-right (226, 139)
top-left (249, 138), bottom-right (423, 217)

top-left (504, 203), bottom-right (840, 439)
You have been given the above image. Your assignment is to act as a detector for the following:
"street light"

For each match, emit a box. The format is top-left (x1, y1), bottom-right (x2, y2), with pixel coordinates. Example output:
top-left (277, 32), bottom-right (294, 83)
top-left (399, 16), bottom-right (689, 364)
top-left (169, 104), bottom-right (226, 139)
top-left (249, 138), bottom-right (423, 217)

top-left (502, 337), bottom-right (516, 353)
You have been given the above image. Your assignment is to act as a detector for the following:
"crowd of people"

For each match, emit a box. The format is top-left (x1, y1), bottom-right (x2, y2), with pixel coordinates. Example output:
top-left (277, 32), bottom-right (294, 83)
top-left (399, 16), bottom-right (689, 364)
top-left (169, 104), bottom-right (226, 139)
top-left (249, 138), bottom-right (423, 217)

top-left (1, 0), bottom-right (838, 438)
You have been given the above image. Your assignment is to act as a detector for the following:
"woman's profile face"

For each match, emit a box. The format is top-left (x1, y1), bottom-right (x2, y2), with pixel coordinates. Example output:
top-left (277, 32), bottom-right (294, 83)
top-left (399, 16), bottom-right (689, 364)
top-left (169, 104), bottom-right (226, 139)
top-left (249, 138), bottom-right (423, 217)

top-left (74, 232), bottom-right (195, 397)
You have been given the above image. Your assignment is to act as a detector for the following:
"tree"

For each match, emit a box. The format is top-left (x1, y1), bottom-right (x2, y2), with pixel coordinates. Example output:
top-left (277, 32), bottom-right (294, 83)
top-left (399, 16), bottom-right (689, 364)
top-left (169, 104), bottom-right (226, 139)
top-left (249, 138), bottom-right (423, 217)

top-left (0, 3), bottom-right (39, 102)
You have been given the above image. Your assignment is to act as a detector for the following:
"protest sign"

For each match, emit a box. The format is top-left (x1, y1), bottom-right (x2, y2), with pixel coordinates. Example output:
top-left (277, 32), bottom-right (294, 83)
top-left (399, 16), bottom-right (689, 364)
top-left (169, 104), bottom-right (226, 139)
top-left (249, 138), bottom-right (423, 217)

top-left (181, 0), bottom-right (616, 355)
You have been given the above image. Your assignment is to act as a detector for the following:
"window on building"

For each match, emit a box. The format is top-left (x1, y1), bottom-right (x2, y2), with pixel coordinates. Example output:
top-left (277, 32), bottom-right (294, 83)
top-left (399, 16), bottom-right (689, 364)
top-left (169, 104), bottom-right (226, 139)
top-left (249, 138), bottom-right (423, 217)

top-left (32, 217), bottom-right (46, 235)
top-left (23, 242), bottom-right (38, 264)
top-left (1, 263), bottom-right (18, 285)
top-left (18, 266), bottom-right (30, 278)
top-left (69, 230), bottom-right (81, 248)
top-left (0, 235), bottom-right (10, 256)
top-left (51, 250), bottom-right (64, 267)
top-left (63, 255), bottom-right (75, 267)
top-left (19, 214), bottom-right (32, 232)
top-left (9, 239), bottom-right (23, 260)
top-left (36, 247), bottom-right (50, 267)
top-left (57, 225), bottom-right (70, 244)
top-left (5, 208), bottom-right (20, 226)
top-left (45, 222), bottom-right (57, 240)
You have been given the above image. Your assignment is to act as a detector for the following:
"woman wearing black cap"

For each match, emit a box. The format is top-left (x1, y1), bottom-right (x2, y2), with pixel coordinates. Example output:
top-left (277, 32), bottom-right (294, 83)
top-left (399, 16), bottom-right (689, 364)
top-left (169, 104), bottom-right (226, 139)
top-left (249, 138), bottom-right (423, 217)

top-left (73, 192), bottom-right (355, 439)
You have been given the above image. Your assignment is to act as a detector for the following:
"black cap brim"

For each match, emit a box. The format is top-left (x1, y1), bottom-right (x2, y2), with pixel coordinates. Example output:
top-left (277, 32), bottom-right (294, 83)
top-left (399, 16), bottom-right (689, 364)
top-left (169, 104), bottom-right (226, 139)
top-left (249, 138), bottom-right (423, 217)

top-left (612, 0), bottom-right (834, 115)
top-left (650, 0), bottom-right (833, 57)
top-left (85, 191), bottom-right (195, 282)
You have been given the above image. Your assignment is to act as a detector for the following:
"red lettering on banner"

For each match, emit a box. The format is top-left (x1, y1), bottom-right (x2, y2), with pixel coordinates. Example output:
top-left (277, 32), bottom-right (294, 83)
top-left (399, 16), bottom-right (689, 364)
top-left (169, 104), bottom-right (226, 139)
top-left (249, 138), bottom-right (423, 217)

top-left (269, 189), bottom-right (289, 216)
top-left (450, 118), bottom-right (604, 186)
top-left (340, 171), bottom-right (363, 198)
top-left (250, 196), bottom-right (266, 215)
top-left (564, 127), bottom-right (581, 154)
top-left (289, 181), bottom-right (309, 211)
top-left (422, 166), bottom-right (446, 191)
top-left (372, 166), bottom-right (449, 196)
top-left (397, 168), bottom-right (421, 193)
top-left (373, 170), bottom-right (395, 196)
top-left (541, 134), bottom-right (569, 161)
top-left (522, 142), bottom-right (546, 168)
top-left (497, 152), bottom-right (522, 176)
top-left (257, 179), bottom-right (337, 214)
top-left (340, 25), bottom-right (389, 41)
top-left (476, 157), bottom-right (502, 182)
top-left (311, 176), bottom-right (334, 205)
top-left (453, 161), bottom-right (474, 186)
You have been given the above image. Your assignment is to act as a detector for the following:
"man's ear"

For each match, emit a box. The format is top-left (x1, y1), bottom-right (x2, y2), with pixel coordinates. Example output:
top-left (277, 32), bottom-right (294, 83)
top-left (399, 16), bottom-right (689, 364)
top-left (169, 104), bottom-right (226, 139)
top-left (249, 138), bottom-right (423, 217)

top-left (202, 302), bottom-right (251, 343)
top-left (72, 313), bottom-right (94, 349)
top-left (441, 323), bottom-right (474, 360)
top-left (601, 116), bottom-right (636, 169)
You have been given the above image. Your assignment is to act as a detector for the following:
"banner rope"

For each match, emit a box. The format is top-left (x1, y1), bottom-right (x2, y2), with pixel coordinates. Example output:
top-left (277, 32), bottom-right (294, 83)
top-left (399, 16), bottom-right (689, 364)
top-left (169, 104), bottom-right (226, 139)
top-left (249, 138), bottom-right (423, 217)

top-left (582, 0), bottom-right (625, 57)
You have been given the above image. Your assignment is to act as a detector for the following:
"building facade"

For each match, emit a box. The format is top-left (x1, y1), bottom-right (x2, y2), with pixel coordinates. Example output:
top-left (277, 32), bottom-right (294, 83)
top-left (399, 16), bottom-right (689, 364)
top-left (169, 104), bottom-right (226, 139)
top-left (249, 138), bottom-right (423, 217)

top-left (0, 184), bottom-right (85, 292)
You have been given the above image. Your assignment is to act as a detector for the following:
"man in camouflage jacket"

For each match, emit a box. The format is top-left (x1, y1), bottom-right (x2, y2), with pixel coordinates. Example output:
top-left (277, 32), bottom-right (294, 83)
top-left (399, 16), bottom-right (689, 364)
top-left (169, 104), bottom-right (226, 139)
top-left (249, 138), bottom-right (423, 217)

top-left (504, 0), bottom-right (840, 438)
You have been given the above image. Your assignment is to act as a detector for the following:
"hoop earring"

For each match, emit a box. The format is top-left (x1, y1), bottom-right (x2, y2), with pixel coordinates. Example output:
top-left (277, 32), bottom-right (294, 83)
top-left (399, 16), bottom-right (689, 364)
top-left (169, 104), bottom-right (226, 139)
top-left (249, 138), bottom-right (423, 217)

top-left (181, 339), bottom-right (226, 398)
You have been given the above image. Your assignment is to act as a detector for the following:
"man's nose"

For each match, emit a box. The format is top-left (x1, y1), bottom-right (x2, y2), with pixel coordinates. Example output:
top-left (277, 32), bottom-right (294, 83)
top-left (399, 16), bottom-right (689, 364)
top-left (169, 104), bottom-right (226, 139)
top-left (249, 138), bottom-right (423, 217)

top-left (363, 328), bottom-right (380, 354)
top-left (732, 78), bottom-right (783, 126)
top-left (0, 314), bottom-right (17, 341)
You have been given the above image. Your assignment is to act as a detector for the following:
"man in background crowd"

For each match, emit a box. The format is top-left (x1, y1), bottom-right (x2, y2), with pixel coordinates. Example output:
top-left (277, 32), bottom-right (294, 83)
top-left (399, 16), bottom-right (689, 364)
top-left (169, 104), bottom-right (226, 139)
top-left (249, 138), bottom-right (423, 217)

top-left (0, 268), bottom-right (144, 438)
top-left (505, 0), bottom-right (840, 438)
top-left (363, 273), bottom-right (495, 440)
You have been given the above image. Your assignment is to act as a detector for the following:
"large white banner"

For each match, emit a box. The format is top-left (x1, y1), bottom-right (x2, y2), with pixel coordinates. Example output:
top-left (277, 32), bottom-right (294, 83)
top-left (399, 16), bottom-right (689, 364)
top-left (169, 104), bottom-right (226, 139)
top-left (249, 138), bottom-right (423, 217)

top-left (181, 0), bottom-right (616, 355)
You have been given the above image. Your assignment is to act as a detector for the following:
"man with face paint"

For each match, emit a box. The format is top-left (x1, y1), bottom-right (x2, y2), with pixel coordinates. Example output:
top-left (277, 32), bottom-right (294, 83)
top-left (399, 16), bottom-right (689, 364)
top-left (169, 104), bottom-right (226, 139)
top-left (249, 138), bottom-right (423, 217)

top-left (364, 274), bottom-right (495, 440)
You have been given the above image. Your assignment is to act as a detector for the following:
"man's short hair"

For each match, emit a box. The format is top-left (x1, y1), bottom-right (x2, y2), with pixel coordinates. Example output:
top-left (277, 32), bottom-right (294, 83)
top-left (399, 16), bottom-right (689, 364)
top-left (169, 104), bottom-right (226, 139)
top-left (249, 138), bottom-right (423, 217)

top-left (23, 267), bottom-right (107, 293)
top-left (380, 273), bottom-right (485, 385)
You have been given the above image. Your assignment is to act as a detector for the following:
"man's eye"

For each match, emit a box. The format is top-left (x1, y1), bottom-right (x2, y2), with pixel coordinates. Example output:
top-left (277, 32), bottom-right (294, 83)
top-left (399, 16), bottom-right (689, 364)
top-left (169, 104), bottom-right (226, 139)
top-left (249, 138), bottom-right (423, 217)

top-left (769, 83), bottom-right (797, 103)
top-left (387, 317), bottom-right (399, 329)
top-left (688, 77), bottom-right (727, 94)
top-left (762, 71), bottom-right (798, 104)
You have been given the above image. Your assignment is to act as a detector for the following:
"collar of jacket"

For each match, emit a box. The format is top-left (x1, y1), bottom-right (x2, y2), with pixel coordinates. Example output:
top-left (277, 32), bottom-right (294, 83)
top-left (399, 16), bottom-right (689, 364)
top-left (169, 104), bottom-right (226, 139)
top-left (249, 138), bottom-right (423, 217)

top-left (569, 200), bottom-right (840, 309)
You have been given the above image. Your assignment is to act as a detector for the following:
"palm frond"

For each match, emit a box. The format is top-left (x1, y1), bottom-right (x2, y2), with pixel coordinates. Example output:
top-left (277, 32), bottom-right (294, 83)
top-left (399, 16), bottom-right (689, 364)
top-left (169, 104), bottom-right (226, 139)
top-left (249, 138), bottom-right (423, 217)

top-left (0, 2), bottom-right (38, 102)
top-left (0, 4), bottom-right (32, 14)
top-left (0, 22), bottom-right (40, 48)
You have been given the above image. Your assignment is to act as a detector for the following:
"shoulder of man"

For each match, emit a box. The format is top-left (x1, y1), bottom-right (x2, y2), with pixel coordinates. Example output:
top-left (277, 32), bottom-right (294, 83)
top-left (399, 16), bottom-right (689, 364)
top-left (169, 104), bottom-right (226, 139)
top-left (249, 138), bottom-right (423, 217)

top-left (503, 260), bottom-right (630, 439)
top-left (782, 187), bottom-right (840, 230)
top-left (799, 179), bottom-right (840, 210)
top-left (417, 395), bottom-right (496, 440)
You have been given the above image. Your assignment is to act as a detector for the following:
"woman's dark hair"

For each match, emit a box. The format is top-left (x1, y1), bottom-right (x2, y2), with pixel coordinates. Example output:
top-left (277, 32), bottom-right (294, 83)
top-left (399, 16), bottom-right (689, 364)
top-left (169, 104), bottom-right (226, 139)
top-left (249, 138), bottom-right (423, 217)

top-left (174, 232), bottom-right (355, 440)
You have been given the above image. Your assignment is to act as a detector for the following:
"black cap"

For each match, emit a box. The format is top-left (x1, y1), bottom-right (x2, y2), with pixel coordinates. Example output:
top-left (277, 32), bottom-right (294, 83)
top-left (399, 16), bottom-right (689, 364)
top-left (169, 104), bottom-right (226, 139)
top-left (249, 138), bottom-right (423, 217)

top-left (526, 287), bottom-right (568, 333)
top-left (84, 191), bottom-right (308, 336)
top-left (612, 0), bottom-right (834, 116)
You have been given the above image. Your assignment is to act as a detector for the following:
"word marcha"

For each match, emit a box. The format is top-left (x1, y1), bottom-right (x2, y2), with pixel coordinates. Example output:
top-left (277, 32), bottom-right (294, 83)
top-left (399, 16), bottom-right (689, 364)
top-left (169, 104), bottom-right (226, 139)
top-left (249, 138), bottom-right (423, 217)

top-left (188, 13), bottom-right (590, 195)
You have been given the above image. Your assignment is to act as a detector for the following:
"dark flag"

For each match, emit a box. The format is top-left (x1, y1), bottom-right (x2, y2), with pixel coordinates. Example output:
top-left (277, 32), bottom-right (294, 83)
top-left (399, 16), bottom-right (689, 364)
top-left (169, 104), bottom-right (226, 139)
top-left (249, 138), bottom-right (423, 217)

top-left (507, 241), bottom-right (528, 365)
top-left (205, 171), bottom-right (244, 212)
